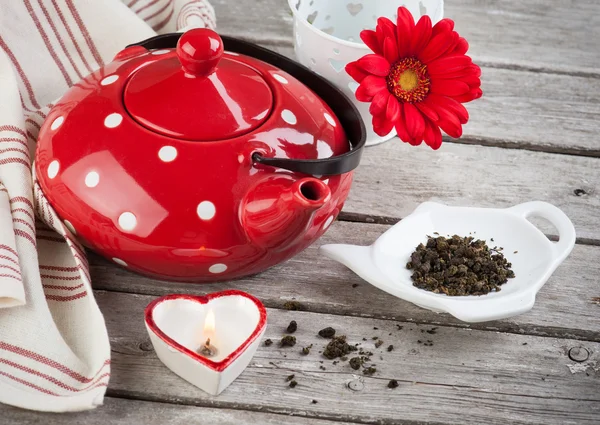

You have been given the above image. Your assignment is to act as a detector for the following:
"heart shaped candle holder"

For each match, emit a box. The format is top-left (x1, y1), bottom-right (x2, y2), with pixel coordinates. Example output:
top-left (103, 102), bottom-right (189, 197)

top-left (145, 290), bottom-right (267, 395)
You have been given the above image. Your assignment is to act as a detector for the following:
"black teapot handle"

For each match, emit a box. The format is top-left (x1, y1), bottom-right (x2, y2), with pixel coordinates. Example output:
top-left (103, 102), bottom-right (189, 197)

top-left (127, 33), bottom-right (366, 176)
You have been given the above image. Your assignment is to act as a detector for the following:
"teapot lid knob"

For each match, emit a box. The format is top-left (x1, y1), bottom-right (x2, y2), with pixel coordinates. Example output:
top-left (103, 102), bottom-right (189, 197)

top-left (176, 28), bottom-right (224, 78)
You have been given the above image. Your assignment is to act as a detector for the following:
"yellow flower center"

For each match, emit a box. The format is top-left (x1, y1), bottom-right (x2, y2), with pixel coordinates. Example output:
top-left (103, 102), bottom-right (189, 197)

top-left (398, 70), bottom-right (419, 91)
top-left (387, 58), bottom-right (430, 103)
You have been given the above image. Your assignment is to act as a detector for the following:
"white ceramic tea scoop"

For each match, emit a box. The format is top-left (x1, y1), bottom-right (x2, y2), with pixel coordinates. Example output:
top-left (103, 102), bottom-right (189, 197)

top-left (145, 291), bottom-right (266, 395)
top-left (320, 202), bottom-right (576, 323)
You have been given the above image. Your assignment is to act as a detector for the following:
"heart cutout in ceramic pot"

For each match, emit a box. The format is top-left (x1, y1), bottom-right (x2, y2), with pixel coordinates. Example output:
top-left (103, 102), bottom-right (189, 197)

top-left (307, 10), bottom-right (318, 24)
top-left (145, 291), bottom-right (267, 395)
top-left (346, 3), bottom-right (363, 16)
top-left (329, 57), bottom-right (346, 73)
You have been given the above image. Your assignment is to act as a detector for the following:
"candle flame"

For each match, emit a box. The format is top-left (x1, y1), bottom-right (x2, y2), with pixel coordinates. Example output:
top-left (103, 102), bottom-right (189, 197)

top-left (204, 309), bottom-right (216, 339)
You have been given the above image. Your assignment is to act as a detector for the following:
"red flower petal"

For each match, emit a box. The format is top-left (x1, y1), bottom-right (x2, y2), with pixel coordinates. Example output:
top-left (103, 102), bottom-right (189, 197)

top-left (415, 98), bottom-right (439, 122)
top-left (431, 18), bottom-right (454, 38)
top-left (345, 61), bottom-right (369, 83)
top-left (396, 120), bottom-right (421, 146)
top-left (386, 95), bottom-right (401, 122)
top-left (442, 31), bottom-right (460, 59)
top-left (427, 55), bottom-right (472, 76)
top-left (376, 17), bottom-right (397, 47)
top-left (451, 37), bottom-right (469, 55)
top-left (418, 31), bottom-right (456, 64)
top-left (428, 94), bottom-right (469, 124)
top-left (360, 30), bottom-right (383, 55)
top-left (436, 108), bottom-right (463, 138)
top-left (396, 6), bottom-right (415, 58)
top-left (430, 79), bottom-right (470, 96)
top-left (456, 74), bottom-right (481, 89)
top-left (432, 64), bottom-right (480, 80)
top-left (370, 91), bottom-right (391, 116)
top-left (383, 37), bottom-right (399, 64)
top-left (423, 117), bottom-right (443, 150)
top-left (373, 114), bottom-right (395, 137)
top-left (409, 15), bottom-right (432, 57)
top-left (452, 87), bottom-right (483, 103)
top-left (365, 75), bottom-right (388, 94)
top-left (357, 54), bottom-right (390, 77)
top-left (355, 86), bottom-right (372, 102)
top-left (394, 106), bottom-right (413, 144)
top-left (403, 103), bottom-right (425, 143)
top-left (355, 75), bottom-right (387, 101)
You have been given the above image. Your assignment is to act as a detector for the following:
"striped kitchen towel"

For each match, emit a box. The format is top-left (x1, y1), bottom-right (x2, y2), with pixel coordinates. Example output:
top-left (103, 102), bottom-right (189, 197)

top-left (0, 0), bottom-right (215, 412)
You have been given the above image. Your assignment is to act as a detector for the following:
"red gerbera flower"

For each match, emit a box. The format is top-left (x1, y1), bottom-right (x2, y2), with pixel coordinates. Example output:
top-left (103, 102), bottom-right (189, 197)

top-left (345, 7), bottom-right (482, 149)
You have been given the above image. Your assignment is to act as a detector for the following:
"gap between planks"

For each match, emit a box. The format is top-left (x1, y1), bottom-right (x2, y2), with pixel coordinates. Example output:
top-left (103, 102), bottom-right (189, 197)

top-left (102, 384), bottom-right (600, 425)
top-left (99, 285), bottom-right (600, 344)
top-left (444, 135), bottom-right (600, 159)
top-left (337, 212), bottom-right (600, 247)
top-left (103, 390), bottom-right (444, 425)
top-left (0, 396), bottom-right (367, 425)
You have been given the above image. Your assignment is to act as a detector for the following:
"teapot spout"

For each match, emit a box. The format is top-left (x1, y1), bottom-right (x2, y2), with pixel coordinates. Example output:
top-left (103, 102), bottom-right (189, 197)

top-left (241, 176), bottom-right (330, 250)
top-left (319, 244), bottom-right (391, 286)
top-left (293, 177), bottom-right (330, 211)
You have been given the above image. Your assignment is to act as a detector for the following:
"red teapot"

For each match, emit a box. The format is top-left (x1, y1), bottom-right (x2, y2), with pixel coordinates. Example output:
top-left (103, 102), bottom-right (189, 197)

top-left (35, 29), bottom-right (366, 282)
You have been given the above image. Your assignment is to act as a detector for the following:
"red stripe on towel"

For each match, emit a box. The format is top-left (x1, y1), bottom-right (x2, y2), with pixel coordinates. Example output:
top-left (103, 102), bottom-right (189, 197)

top-left (46, 291), bottom-right (87, 301)
top-left (64, 0), bottom-right (104, 67)
top-left (40, 265), bottom-right (79, 272)
top-left (152, 5), bottom-right (174, 31)
top-left (36, 0), bottom-right (83, 79)
top-left (41, 274), bottom-right (82, 281)
top-left (14, 229), bottom-right (37, 246)
top-left (23, 0), bottom-right (73, 86)
top-left (42, 283), bottom-right (84, 291)
top-left (0, 38), bottom-right (41, 109)
top-left (0, 358), bottom-right (109, 392)
top-left (0, 126), bottom-right (27, 138)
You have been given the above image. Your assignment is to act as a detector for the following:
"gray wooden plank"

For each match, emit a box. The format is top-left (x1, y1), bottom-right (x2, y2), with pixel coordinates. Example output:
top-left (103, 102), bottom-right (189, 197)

top-left (0, 397), bottom-right (354, 425)
top-left (264, 43), bottom-right (600, 155)
top-left (96, 291), bottom-right (600, 425)
top-left (90, 220), bottom-right (600, 342)
top-left (348, 142), bottom-right (600, 240)
top-left (448, 0), bottom-right (600, 76)
top-left (213, 0), bottom-right (600, 75)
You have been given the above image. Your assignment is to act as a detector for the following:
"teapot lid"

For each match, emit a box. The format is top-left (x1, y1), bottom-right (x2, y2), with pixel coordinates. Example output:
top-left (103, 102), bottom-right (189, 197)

top-left (124, 29), bottom-right (273, 141)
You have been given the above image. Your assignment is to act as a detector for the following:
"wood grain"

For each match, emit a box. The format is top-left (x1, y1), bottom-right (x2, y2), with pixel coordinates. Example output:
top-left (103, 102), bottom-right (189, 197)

top-left (348, 142), bottom-right (600, 240)
top-left (96, 290), bottom-right (600, 425)
top-left (0, 397), bottom-right (354, 425)
top-left (90, 220), bottom-right (600, 342)
top-left (213, 0), bottom-right (600, 75)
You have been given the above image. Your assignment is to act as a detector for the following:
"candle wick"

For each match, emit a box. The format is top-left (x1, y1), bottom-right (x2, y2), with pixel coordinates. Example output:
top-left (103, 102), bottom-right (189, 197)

top-left (198, 337), bottom-right (217, 358)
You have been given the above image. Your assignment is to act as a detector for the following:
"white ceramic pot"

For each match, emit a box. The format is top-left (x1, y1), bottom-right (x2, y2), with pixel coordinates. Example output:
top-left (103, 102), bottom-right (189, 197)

top-left (288, 0), bottom-right (444, 146)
